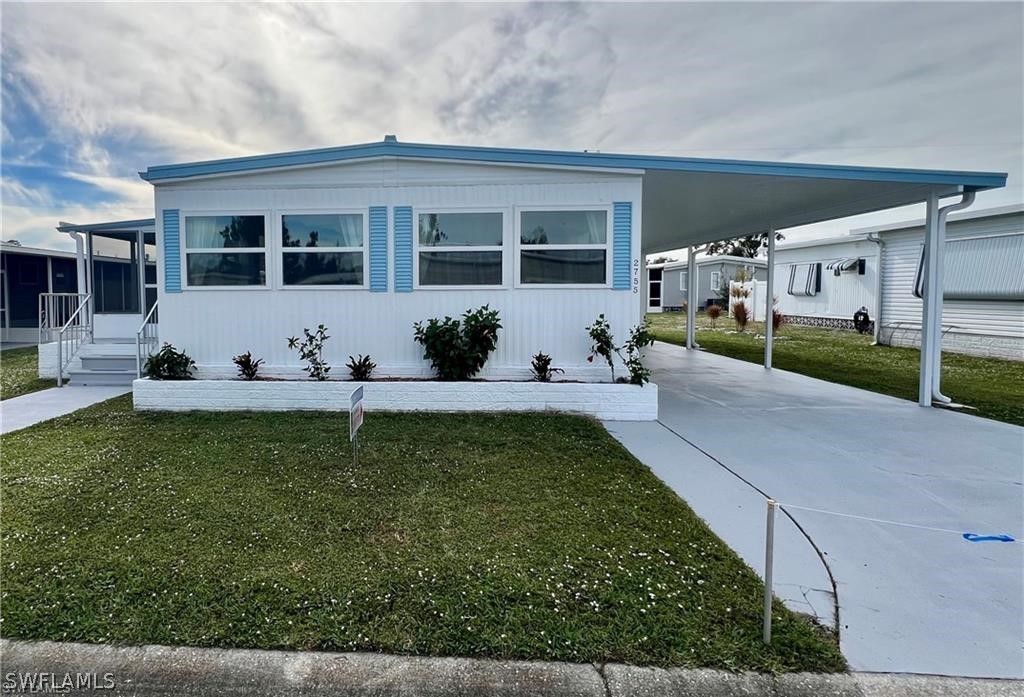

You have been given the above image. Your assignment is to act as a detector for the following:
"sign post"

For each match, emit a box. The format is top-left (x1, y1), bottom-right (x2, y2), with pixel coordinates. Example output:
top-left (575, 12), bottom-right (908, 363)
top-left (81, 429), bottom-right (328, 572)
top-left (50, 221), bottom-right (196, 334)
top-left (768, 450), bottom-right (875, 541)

top-left (349, 386), bottom-right (364, 466)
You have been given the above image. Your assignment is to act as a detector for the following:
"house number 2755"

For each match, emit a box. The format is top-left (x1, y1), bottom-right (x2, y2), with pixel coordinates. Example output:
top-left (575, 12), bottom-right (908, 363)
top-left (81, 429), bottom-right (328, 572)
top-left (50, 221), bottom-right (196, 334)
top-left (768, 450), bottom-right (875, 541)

top-left (632, 258), bottom-right (640, 294)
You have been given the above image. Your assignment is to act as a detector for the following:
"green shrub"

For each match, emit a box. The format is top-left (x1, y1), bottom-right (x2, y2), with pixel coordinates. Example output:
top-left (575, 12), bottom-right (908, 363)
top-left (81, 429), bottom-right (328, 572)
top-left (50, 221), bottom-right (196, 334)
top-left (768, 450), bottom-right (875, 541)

top-left (586, 316), bottom-right (655, 385)
top-left (232, 351), bottom-right (264, 380)
top-left (413, 305), bottom-right (501, 381)
top-left (346, 354), bottom-right (376, 380)
top-left (287, 325), bottom-right (331, 381)
top-left (530, 352), bottom-right (564, 382)
top-left (144, 343), bottom-right (195, 380)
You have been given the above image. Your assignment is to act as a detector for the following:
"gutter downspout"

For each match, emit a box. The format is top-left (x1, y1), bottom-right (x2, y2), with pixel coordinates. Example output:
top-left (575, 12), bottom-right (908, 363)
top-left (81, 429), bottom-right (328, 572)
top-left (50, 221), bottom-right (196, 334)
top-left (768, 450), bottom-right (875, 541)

top-left (930, 190), bottom-right (976, 404)
top-left (59, 224), bottom-right (87, 296)
top-left (865, 233), bottom-right (884, 345)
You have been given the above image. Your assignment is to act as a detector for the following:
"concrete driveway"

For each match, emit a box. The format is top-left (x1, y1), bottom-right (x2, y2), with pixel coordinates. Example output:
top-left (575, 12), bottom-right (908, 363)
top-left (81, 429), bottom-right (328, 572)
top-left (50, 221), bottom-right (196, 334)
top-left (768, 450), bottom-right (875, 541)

top-left (605, 342), bottom-right (1023, 679)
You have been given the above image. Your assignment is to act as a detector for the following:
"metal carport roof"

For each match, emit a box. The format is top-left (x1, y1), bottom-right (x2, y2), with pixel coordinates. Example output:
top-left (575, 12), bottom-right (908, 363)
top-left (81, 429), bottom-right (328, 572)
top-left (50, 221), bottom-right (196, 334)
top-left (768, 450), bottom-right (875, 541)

top-left (139, 137), bottom-right (1007, 253)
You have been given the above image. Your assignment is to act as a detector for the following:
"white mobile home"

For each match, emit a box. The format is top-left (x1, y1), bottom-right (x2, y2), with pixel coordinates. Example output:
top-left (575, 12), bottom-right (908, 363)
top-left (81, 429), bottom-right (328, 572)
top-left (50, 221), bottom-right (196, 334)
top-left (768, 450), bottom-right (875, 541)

top-left (45, 136), bottom-right (1007, 410)
top-left (774, 236), bottom-right (880, 331)
top-left (774, 205), bottom-right (1023, 359)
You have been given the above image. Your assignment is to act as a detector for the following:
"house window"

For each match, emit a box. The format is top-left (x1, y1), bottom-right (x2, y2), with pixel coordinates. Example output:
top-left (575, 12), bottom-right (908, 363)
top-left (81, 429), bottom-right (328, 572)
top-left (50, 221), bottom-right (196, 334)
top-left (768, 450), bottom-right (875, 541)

top-left (710, 271), bottom-right (721, 294)
top-left (282, 213), bottom-right (365, 286)
top-left (417, 212), bottom-right (503, 286)
top-left (184, 215), bottom-right (266, 287)
top-left (679, 270), bottom-right (688, 293)
top-left (519, 210), bottom-right (608, 285)
top-left (648, 268), bottom-right (662, 308)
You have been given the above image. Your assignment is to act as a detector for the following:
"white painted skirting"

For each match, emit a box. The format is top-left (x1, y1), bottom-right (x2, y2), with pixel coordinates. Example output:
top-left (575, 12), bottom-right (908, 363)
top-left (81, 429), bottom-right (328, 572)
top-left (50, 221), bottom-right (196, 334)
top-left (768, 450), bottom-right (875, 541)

top-left (132, 378), bottom-right (658, 421)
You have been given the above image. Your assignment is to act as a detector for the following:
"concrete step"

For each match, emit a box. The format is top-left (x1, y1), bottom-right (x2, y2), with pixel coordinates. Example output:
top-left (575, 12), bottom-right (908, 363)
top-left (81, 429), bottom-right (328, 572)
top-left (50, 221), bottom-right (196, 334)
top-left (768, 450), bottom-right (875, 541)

top-left (67, 369), bottom-right (136, 386)
top-left (80, 355), bottom-right (137, 372)
top-left (79, 342), bottom-right (137, 358)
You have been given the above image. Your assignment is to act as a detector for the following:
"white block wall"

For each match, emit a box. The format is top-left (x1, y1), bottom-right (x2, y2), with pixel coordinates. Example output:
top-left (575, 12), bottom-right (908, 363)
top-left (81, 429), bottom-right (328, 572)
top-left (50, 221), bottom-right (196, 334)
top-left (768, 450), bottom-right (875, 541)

top-left (133, 379), bottom-right (659, 421)
top-left (37, 341), bottom-right (82, 379)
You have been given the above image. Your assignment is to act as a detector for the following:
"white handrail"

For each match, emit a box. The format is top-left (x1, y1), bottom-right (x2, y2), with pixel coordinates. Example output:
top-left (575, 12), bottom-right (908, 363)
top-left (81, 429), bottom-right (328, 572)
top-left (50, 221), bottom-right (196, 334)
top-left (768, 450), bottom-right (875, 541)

top-left (39, 292), bottom-right (90, 345)
top-left (135, 300), bottom-right (159, 378)
top-left (55, 293), bottom-right (93, 387)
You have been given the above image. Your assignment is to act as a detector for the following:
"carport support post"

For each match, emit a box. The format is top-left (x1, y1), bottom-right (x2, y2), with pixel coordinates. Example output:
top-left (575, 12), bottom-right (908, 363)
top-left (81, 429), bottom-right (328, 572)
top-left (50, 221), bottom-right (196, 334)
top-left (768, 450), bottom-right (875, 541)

top-left (686, 247), bottom-right (697, 349)
top-left (918, 194), bottom-right (940, 407)
top-left (762, 498), bottom-right (777, 643)
top-left (764, 228), bottom-right (775, 369)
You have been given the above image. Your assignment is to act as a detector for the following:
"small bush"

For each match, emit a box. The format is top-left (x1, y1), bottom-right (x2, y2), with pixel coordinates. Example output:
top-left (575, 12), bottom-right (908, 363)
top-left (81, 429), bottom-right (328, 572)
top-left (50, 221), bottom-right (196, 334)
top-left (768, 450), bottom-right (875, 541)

top-left (347, 354), bottom-right (376, 380)
top-left (232, 351), bottom-right (264, 380)
top-left (530, 352), bottom-right (564, 382)
top-left (413, 305), bottom-right (501, 381)
top-left (623, 320), bottom-right (656, 385)
top-left (586, 314), bottom-right (617, 380)
top-left (287, 325), bottom-right (331, 381)
top-left (586, 316), bottom-right (655, 385)
top-left (144, 343), bottom-right (195, 380)
top-left (732, 302), bottom-right (749, 332)
top-left (706, 304), bottom-right (722, 328)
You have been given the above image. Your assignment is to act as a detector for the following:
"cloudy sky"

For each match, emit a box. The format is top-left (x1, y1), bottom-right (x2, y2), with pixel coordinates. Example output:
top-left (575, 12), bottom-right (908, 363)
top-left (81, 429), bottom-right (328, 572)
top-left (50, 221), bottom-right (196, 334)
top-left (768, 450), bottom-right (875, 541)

top-left (2, 1), bottom-right (1021, 254)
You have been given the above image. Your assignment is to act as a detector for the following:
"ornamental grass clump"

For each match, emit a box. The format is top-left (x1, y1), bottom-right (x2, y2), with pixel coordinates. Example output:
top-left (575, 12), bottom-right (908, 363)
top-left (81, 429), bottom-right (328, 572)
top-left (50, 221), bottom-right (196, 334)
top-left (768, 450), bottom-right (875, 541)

top-left (413, 305), bottom-right (501, 380)
top-left (706, 304), bottom-right (722, 328)
top-left (731, 302), bottom-right (749, 332)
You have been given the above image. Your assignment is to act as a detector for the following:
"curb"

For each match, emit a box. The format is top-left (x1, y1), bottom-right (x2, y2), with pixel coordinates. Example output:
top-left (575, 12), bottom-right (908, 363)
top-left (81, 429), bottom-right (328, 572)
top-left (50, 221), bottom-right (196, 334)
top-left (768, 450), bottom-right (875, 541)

top-left (1, 640), bottom-right (1021, 696)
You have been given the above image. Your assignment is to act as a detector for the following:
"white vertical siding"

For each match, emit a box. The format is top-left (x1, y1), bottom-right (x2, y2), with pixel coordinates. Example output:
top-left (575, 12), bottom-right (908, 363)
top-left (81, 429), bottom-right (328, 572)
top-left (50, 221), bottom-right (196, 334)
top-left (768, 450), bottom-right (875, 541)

top-left (774, 239), bottom-right (879, 320)
top-left (154, 159), bottom-right (644, 378)
top-left (879, 212), bottom-right (1024, 359)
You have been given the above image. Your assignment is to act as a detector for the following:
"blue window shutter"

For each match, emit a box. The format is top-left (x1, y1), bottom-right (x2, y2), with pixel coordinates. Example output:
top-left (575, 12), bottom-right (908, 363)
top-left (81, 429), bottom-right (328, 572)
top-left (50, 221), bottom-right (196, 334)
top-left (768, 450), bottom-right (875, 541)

top-left (369, 206), bottom-right (388, 292)
top-left (612, 202), bottom-right (632, 290)
top-left (394, 206), bottom-right (413, 292)
top-left (163, 209), bottom-right (182, 293)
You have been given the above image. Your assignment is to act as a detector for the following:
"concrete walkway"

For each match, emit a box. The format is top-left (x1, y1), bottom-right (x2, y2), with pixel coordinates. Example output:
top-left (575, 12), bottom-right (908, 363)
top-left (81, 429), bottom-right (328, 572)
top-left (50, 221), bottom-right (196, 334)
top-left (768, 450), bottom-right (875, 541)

top-left (3, 640), bottom-right (1021, 696)
top-left (1, 385), bottom-right (129, 434)
top-left (604, 342), bottom-right (1024, 679)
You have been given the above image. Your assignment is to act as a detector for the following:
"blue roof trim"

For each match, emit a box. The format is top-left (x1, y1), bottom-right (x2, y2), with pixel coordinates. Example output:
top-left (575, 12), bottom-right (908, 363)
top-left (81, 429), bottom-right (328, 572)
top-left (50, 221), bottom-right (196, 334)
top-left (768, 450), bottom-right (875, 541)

top-left (139, 139), bottom-right (1007, 190)
top-left (57, 218), bottom-right (156, 232)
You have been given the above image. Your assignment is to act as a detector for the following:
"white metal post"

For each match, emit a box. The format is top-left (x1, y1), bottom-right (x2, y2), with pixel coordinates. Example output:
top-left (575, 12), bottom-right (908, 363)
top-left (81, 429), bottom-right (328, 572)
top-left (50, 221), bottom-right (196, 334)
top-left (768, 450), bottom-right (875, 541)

top-left (763, 498), bottom-right (777, 643)
top-left (686, 246), bottom-right (696, 349)
top-left (919, 194), bottom-right (940, 407)
top-left (764, 229), bottom-right (775, 369)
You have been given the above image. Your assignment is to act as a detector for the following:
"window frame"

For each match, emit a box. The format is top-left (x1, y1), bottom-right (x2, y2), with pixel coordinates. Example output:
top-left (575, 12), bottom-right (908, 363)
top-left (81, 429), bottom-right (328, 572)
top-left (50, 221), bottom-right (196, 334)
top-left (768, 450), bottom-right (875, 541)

top-left (412, 206), bottom-right (509, 290)
top-left (710, 270), bottom-right (721, 294)
top-left (514, 204), bottom-right (613, 289)
top-left (180, 211), bottom-right (270, 291)
top-left (275, 209), bottom-right (369, 291)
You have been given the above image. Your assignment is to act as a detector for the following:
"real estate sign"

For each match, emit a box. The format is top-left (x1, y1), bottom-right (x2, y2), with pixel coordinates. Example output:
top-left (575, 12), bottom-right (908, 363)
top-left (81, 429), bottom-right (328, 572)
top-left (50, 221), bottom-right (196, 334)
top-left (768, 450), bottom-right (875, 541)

top-left (349, 386), bottom-right (364, 442)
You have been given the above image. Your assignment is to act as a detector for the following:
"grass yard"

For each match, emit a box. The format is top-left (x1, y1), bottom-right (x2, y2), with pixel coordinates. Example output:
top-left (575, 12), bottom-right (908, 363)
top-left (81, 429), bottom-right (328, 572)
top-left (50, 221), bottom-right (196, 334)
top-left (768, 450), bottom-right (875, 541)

top-left (0, 396), bottom-right (844, 672)
top-left (647, 312), bottom-right (1024, 427)
top-left (0, 346), bottom-right (54, 400)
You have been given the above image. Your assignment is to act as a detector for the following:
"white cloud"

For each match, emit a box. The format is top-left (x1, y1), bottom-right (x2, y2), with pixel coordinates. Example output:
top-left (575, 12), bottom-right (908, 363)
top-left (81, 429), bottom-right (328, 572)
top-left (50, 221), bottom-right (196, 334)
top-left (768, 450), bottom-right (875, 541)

top-left (1, 1), bottom-right (1021, 251)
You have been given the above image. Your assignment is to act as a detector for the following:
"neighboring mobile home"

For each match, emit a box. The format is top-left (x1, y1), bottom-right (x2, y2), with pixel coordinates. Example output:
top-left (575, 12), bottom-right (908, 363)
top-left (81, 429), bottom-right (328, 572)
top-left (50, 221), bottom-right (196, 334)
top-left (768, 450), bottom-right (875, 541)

top-left (774, 205), bottom-right (1023, 359)
top-left (1, 243), bottom-right (79, 344)
top-left (646, 256), bottom-right (765, 312)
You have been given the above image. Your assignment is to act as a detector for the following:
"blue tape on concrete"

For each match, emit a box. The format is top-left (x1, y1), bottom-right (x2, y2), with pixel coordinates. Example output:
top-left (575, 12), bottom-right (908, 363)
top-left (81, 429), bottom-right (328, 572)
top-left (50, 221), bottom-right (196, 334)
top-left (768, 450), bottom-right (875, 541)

top-left (962, 533), bottom-right (1015, 543)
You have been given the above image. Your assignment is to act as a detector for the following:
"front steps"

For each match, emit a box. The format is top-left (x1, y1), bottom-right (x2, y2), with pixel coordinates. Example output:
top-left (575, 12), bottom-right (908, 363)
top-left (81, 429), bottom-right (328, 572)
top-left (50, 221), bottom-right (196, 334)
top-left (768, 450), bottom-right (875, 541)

top-left (67, 341), bottom-right (138, 386)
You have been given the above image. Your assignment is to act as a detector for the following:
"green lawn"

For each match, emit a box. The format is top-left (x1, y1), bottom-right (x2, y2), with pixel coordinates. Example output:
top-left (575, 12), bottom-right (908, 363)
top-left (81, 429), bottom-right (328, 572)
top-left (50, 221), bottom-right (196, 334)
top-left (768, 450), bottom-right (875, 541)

top-left (647, 312), bottom-right (1024, 427)
top-left (1, 346), bottom-right (53, 400)
top-left (0, 396), bottom-right (844, 672)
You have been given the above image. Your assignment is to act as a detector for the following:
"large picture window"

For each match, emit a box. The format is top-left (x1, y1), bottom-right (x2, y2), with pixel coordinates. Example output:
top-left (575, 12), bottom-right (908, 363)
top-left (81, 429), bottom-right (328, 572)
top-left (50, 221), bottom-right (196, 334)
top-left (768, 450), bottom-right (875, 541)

top-left (282, 213), bottom-right (365, 286)
top-left (417, 212), bottom-right (503, 286)
top-left (184, 215), bottom-right (266, 287)
top-left (519, 210), bottom-right (608, 285)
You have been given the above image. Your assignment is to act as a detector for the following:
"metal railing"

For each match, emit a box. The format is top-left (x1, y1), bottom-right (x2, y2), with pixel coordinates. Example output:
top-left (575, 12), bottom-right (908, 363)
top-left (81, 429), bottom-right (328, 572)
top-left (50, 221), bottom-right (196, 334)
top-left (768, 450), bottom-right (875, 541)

top-left (136, 300), bottom-right (159, 378)
top-left (55, 294), bottom-right (93, 387)
top-left (39, 293), bottom-right (91, 345)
